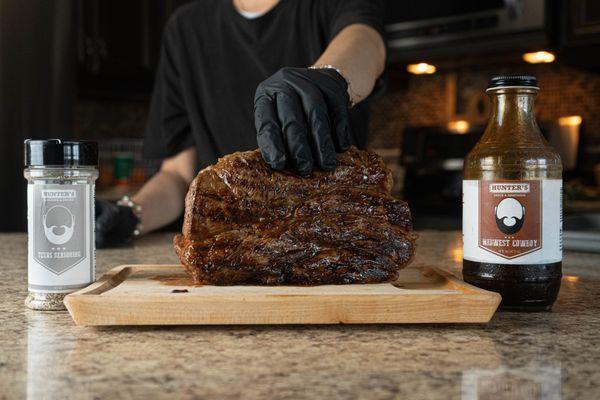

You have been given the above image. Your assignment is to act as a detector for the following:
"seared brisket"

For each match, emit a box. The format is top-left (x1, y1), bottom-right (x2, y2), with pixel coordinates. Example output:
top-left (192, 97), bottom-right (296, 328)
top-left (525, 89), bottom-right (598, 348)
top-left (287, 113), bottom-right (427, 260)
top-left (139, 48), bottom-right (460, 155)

top-left (174, 147), bottom-right (415, 285)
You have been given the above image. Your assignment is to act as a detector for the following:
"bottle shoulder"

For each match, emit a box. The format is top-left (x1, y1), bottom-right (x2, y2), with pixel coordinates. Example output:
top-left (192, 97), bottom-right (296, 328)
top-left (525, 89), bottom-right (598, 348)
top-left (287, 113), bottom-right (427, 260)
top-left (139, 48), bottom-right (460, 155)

top-left (465, 143), bottom-right (562, 164)
top-left (464, 141), bottom-right (562, 180)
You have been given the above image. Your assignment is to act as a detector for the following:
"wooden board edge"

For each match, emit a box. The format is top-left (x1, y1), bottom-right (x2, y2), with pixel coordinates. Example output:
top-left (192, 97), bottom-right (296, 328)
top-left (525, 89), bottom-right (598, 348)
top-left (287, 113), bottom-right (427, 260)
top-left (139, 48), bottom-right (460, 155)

top-left (65, 291), bottom-right (501, 326)
top-left (425, 265), bottom-right (501, 322)
top-left (425, 265), bottom-right (502, 297)
top-left (65, 264), bottom-right (501, 326)
top-left (70, 265), bottom-right (132, 296)
top-left (64, 265), bottom-right (134, 324)
top-left (66, 264), bottom-right (179, 297)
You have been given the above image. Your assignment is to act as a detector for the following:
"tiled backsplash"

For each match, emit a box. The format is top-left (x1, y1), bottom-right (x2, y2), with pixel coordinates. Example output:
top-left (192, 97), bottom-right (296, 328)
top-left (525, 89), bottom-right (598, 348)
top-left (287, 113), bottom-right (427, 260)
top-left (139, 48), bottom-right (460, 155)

top-left (368, 63), bottom-right (600, 150)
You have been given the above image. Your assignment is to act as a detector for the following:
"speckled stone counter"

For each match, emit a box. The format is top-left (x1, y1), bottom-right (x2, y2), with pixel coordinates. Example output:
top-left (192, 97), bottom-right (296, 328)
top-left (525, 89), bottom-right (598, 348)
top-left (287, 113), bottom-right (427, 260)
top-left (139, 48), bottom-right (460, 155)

top-left (0, 231), bottom-right (599, 399)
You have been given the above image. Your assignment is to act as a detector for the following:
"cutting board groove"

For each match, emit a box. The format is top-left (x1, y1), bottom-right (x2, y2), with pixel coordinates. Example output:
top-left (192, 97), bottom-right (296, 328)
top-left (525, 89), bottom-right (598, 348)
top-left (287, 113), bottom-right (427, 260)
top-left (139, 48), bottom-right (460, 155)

top-left (64, 265), bottom-right (500, 326)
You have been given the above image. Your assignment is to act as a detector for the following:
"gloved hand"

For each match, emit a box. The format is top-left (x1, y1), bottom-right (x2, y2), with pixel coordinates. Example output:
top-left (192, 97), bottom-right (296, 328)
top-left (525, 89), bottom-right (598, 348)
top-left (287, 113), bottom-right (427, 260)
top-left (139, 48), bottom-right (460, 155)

top-left (254, 67), bottom-right (352, 175)
top-left (95, 199), bottom-right (139, 248)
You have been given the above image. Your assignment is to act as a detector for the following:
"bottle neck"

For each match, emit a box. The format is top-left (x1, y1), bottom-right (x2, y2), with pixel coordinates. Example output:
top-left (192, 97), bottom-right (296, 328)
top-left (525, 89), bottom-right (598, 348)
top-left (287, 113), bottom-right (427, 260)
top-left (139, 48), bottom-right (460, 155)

top-left (484, 88), bottom-right (542, 141)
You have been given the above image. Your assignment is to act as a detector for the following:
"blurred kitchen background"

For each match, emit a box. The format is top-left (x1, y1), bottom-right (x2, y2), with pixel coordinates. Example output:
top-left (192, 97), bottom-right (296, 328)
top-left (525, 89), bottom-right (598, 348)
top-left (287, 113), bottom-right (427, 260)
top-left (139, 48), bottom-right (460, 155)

top-left (1, 0), bottom-right (599, 243)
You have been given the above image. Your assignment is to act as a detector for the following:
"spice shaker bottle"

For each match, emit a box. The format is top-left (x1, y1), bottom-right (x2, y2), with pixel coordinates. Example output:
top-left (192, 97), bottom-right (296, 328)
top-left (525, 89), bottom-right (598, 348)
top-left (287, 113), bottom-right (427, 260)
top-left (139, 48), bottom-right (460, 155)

top-left (24, 140), bottom-right (98, 310)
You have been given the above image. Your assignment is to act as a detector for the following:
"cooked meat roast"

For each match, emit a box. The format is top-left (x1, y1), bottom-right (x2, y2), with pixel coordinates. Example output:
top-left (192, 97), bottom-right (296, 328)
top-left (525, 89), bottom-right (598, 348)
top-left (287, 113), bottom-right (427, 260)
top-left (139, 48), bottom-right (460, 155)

top-left (174, 147), bottom-right (416, 285)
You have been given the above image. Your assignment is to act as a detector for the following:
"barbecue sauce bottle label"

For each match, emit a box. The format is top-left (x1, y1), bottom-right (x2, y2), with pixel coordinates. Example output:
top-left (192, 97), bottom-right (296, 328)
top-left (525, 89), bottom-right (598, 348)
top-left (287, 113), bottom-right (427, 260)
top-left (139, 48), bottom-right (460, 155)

top-left (463, 179), bottom-right (562, 264)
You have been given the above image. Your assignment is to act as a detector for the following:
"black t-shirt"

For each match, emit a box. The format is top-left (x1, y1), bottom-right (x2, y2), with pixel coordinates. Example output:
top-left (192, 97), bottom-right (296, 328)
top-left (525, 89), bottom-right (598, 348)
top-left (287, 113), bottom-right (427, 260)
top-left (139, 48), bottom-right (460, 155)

top-left (144, 0), bottom-right (384, 169)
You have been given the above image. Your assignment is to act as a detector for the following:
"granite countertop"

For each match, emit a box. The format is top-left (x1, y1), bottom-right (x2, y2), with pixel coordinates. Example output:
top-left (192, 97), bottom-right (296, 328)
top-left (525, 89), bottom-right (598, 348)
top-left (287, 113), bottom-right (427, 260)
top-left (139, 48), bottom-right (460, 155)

top-left (1, 231), bottom-right (599, 399)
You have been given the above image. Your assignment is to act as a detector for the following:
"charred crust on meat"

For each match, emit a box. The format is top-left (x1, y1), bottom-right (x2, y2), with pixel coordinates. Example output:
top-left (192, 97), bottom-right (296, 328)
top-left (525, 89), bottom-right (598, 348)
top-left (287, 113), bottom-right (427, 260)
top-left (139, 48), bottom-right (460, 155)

top-left (174, 147), bottom-right (416, 285)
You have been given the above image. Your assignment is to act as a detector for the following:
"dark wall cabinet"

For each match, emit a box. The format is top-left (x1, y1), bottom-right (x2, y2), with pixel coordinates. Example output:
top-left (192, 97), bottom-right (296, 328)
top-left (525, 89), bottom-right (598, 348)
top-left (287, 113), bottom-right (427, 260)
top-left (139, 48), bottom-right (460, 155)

top-left (564, 0), bottom-right (600, 44)
top-left (77, 0), bottom-right (190, 98)
top-left (560, 0), bottom-right (600, 69)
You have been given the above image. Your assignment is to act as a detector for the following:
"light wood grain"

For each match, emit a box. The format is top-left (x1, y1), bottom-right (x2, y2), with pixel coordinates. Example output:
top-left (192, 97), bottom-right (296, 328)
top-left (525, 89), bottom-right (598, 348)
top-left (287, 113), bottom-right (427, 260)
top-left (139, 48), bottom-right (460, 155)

top-left (64, 265), bottom-right (501, 326)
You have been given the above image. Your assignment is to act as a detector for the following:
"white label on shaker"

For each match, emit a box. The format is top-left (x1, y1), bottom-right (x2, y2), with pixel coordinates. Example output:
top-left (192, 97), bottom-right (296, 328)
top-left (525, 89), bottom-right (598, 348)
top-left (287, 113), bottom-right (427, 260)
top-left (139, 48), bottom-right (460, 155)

top-left (463, 179), bottom-right (562, 265)
top-left (27, 183), bottom-right (95, 292)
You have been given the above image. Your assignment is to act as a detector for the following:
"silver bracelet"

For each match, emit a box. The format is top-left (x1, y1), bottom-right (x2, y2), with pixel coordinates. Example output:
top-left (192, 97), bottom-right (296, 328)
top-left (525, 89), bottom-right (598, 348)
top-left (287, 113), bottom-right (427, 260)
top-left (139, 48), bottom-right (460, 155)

top-left (117, 195), bottom-right (144, 237)
top-left (309, 64), bottom-right (357, 108)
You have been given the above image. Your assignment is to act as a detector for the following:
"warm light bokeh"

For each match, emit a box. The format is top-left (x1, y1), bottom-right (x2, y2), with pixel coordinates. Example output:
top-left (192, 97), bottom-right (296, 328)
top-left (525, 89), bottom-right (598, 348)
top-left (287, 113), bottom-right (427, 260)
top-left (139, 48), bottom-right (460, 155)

top-left (447, 120), bottom-right (470, 134)
top-left (450, 246), bottom-right (463, 263)
top-left (558, 115), bottom-right (582, 126)
top-left (522, 51), bottom-right (555, 64)
top-left (407, 62), bottom-right (436, 75)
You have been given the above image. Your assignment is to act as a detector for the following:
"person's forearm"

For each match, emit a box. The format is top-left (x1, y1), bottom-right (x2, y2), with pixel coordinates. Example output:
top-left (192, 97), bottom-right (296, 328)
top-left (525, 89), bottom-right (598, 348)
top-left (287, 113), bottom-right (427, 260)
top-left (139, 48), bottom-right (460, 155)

top-left (132, 147), bottom-right (197, 234)
top-left (314, 24), bottom-right (386, 105)
top-left (132, 170), bottom-right (189, 233)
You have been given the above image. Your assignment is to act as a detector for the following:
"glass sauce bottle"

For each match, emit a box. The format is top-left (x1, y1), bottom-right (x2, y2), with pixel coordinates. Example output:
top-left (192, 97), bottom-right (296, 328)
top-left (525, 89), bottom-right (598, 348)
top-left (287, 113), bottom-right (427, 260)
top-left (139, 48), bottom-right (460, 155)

top-left (462, 75), bottom-right (562, 311)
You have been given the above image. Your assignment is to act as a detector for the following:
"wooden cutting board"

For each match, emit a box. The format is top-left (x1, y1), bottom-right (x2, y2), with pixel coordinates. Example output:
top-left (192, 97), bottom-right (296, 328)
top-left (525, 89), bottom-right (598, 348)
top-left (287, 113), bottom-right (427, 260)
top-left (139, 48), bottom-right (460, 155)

top-left (64, 264), bottom-right (501, 326)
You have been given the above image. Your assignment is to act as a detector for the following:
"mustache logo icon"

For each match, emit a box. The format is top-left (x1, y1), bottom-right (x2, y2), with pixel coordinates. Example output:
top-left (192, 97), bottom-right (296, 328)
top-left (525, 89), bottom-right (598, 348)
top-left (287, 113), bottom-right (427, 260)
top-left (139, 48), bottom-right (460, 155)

top-left (42, 206), bottom-right (75, 245)
top-left (494, 197), bottom-right (525, 235)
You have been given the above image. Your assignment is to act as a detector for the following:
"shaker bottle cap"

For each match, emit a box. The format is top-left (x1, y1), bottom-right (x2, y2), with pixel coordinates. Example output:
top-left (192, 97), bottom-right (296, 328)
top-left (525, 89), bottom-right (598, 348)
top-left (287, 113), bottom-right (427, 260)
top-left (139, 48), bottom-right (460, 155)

top-left (24, 139), bottom-right (98, 167)
top-left (487, 75), bottom-right (538, 90)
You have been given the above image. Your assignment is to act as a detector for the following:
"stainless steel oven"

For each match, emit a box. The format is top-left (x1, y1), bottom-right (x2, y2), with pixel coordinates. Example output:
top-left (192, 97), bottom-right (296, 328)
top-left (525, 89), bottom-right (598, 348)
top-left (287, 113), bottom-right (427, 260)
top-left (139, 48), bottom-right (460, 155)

top-left (386, 0), bottom-right (547, 58)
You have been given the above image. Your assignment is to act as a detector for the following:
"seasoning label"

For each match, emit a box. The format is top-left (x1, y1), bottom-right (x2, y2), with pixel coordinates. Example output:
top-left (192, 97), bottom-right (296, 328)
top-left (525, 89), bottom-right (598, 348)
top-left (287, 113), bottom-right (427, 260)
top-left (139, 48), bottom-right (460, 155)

top-left (463, 180), bottom-right (562, 265)
top-left (28, 184), bottom-right (94, 292)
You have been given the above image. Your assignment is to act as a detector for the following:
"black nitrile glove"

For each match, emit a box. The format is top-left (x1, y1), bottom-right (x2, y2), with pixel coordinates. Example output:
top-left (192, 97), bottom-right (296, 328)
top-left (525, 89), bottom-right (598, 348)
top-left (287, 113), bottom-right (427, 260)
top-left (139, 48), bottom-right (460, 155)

top-left (254, 67), bottom-right (352, 175)
top-left (95, 199), bottom-right (139, 248)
